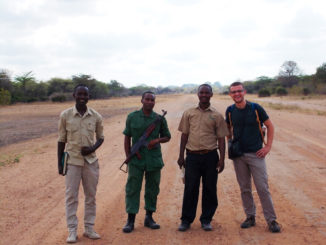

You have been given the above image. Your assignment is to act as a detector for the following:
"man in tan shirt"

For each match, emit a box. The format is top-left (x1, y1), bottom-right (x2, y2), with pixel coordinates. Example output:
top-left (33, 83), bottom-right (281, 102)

top-left (177, 84), bottom-right (229, 232)
top-left (58, 84), bottom-right (104, 243)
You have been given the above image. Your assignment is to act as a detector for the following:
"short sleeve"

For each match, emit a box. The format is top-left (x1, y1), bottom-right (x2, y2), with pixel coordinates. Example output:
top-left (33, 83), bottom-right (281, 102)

top-left (178, 111), bottom-right (190, 134)
top-left (255, 104), bottom-right (269, 122)
top-left (58, 112), bottom-right (67, 142)
top-left (216, 114), bottom-right (230, 138)
top-left (123, 114), bottom-right (132, 136)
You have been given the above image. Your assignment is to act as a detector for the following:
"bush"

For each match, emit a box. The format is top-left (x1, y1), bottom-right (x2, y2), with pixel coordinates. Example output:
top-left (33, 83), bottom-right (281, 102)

top-left (258, 89), bottom-right (271, 97)
top-left (276, 86), bottom-right (288, 96)
top-left (51, 94), bottom-right (66, 102)
top-left (0, 88), bottom-right (11, 105)
top-left (302, 88), bottom-right (310, 95)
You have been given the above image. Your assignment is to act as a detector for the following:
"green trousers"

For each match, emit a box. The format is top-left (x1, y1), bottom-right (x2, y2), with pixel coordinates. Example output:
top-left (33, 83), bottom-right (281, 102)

top-left (125, 164), bottom-right (161, 214)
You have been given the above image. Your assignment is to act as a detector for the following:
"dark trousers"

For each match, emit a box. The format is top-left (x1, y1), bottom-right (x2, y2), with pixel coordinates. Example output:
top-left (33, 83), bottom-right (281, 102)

top-left (181, 150), bottom-right (219, 224)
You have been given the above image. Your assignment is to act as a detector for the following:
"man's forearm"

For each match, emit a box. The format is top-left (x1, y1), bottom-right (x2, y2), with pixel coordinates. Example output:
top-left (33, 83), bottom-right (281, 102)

top-left (264, 119), bottom-right (274, 148)
top-left (179, 133), bottom-right (188, 157)
top-left (157, 136), bottom-right (170, 144)
top-left (217, 137), bottom-right (226, 160)
top-left (124, 136), bottom-right (131, 158)
top-left (92, 138), bottom-right (104, 152)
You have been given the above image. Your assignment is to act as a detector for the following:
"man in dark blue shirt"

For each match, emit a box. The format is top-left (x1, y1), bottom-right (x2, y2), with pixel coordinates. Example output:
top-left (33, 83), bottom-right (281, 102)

top-left (225, 81), bottom-right (281, 233)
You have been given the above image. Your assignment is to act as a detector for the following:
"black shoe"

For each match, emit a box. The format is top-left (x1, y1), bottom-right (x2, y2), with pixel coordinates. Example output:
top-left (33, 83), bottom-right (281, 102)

top-left (122, 221), bottom-right (134, 233)
top-left (178, 222), bottom-right (190, 232)
top-left (268, 220), bottom-right (281, 233)
top-left (144, 215), bottom-right (160, 229)
top-left (241, 216), bottom-right (256, 229)
top-left (201, 223), bottom-right (212, 231)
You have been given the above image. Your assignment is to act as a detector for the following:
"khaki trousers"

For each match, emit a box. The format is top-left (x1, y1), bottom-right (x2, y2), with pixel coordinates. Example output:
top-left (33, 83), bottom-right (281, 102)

top-left (233, 153), bottom-right (277, 224)
top-left (65, 160), bottom-right (99, 232)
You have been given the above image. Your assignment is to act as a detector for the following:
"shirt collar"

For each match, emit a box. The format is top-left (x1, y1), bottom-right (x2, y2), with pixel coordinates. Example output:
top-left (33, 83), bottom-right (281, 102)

top-left (73, 106), bottom-right (92, 117)
top-left (139, 108), bottom-right (155, 118)
top-left (196, 104), bottom-right (212, 112)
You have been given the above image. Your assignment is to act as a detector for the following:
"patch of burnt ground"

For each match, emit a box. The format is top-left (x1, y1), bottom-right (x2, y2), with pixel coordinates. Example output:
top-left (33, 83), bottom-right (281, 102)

top-left (0, 107), bottom-right (137, 147)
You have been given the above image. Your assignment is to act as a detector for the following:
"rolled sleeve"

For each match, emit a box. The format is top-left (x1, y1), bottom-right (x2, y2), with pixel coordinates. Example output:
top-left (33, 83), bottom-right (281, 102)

top-left (96, 115), bottom-right (104, 140)
top-left (58, 112), bottom-right (67, 142)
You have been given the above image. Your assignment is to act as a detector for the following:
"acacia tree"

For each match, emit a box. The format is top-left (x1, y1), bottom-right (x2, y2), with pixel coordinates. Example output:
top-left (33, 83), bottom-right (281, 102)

top-left (278, 61), bottom-right (301, 87)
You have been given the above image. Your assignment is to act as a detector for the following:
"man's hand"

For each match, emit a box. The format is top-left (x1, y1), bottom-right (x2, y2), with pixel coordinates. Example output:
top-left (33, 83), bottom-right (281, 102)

top-left (81, 146), bottom-right (94, 156)
top-left (256, 145), bottom-right (271, 158)
top-left (147, 138), bottom-right (160, 150)
top-left (177, 156), bottom-right (185, 169)
top-left (217, 159), bottom-right (225, 173)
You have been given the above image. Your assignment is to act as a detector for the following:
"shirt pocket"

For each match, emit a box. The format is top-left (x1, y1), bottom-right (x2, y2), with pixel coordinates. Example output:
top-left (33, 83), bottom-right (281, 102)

top-left (87, 122), bottom-right (96, 131)
top-left (86, 122), bottom-right (96, 139)
top-left (131, 121), bottom-right (143, 135)
top-left (66, 124), bottom-right (79, 141)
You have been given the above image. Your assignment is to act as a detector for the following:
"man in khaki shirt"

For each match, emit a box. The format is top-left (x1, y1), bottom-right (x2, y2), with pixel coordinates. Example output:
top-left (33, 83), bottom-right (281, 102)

top-left (58, 84), bottom-right (104, 243)
top-left (177, 84), bottom-right (229, 232)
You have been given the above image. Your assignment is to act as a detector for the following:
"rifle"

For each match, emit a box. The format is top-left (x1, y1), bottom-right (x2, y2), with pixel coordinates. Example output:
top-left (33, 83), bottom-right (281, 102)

top-left (119, 110), bottom-right (167, 173)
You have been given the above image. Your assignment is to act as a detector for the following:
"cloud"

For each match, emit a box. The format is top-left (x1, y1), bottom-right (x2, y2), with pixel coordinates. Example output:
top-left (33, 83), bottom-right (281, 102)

top-left (282, 8), bottom-right (326, 40)
top-left (1, 0), bottom-right (326, 86)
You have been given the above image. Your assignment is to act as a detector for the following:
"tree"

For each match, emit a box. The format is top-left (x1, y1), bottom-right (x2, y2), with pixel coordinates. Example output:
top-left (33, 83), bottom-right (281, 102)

top-left (278, 61), bottom-right (301, 87)
top-left (279, 61), bottom-right (301, 77)
top-left (0, 88), bottom-right (11, 105)
top-left (12, 72), bottom-right (36, 102)
top-left (107, 80), bottom-right (127, 97)
top-left (0, 69), bottom-right (13, 92)
top-left (316, 63), bottom-right (326, 82)
top-left (47, 77), bottom-right (73, 96)
top-left (14, 71), bottom-right (35, 93)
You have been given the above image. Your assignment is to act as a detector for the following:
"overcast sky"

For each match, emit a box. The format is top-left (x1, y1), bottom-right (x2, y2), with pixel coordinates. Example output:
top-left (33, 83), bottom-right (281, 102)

top-left (1, 0), bottom-right (326, 87)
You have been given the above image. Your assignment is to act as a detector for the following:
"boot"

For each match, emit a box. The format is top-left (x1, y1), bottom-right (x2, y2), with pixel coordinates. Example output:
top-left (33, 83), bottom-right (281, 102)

top-left (122, 213), bottom-right (135, 233)
top-left (144, 210), bottom-right (160, 229)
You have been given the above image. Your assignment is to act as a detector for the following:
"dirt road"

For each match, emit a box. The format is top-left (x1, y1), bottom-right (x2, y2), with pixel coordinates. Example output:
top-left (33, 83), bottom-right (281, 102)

top-left (1, 94), bottom-right (326, 245)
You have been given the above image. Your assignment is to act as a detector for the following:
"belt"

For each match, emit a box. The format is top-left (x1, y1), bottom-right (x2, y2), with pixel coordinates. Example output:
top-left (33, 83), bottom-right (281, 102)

top-left (186, 149), bottom-right (216, 155)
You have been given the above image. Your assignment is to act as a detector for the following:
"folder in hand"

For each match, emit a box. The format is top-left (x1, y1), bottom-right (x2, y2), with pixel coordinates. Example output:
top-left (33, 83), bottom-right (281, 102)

top-left (61, 152), bottom-right (68, 176)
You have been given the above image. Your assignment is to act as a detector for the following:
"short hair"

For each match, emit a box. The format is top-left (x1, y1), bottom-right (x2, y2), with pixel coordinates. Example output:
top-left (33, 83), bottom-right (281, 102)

top-left (229, 81), bottom-right (244, 91)
top-left (198, 84), bottom-right (213, 93)
top-left (74, 84), bottom-right (89, 93)
top-left (142, 91), bottom-right (155, 99)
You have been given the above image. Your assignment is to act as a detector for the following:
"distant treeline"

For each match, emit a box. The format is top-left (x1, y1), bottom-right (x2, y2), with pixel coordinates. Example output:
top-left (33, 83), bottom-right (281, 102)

top-left (1, 61), bottom-right (326, 105)
top-left (239, 61), bottom-right (326, 97)
top-left (0, 73), bottom-right (187, 105)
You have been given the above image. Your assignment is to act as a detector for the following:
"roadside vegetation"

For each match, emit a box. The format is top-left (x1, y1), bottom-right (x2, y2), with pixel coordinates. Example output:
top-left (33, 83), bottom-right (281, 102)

top-left (1, 60), bottom-right (326, 105)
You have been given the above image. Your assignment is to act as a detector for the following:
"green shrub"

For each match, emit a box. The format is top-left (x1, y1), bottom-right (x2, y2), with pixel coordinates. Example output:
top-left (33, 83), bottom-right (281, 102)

top-left (51, 94), bottom-right (66, 102)
top-left (258, 89), bottom-right (271, 97)
top-left (276, 86), bottom-right (288, 96)
top-left (0, 88), bottom-right (11, 105)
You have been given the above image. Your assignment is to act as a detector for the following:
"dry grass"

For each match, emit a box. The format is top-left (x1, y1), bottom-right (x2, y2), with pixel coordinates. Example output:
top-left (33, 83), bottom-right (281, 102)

top-left (0, 153), bottom-right (22, 166)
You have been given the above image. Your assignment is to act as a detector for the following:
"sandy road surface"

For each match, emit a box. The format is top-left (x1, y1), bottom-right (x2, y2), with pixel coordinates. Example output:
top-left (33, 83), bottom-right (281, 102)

top-left (1, 94), bottom-right (326, 245)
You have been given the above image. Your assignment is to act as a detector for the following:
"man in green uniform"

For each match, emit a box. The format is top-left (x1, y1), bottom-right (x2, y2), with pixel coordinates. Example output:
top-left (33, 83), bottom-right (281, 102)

top-left (122, 91), bottom-right (171, 233)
